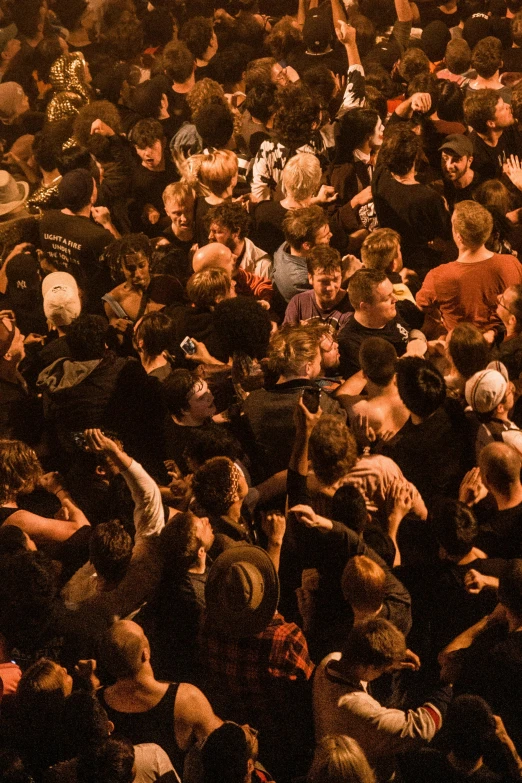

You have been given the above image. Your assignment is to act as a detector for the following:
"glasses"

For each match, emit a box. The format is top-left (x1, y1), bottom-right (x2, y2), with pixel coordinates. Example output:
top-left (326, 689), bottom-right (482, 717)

top-left (498, 294), bottom-right (516, 316)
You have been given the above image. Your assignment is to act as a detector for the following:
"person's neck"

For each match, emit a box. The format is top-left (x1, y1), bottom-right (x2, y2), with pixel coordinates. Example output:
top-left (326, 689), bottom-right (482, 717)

top-left (454, 168), bottom-right (474, 189)
top-left (506, 324), bottom-right (522, 339)
top-left (495, 484), bottom-right (522, 510)
top-left (354, 310), bottom-right (388, 329)
top-left (276, 373), bottom-right (309, 383)
top-left (189, 552), bottom-right (206, 574)
top-left (280, 195), bottom-right (312, 209)
top-left (288, 244), bottom-right (307, 257)
top-left (391, 169), bottom-right (417, 185)
top-left (222, 500), bottom-right (242, 525)
top-left (41, 169), bottom-right (61, 187)
top-left (474, 73), bottom-right (501, 90)
top-left (457, 245), bottom-right (492, 263)
top-left (234, 238), bottom-right (245, 258)
top-left (173, 74), bottom-right (195, 94)
top-left (142, 353), bottom-right (168, 374)
top-left (115, 664), bottom-right (157, 691)
top-left (25, 32), bottom-right (43, 48)
top-left (447, 752), bottom-right (483, 776)
top-left (172, 412), bottom-right (206, 427)
top-left (365, 378), bottom-right (395, 399)
top-left (477, 126), bottom-right (503, 147)
top-left (68, 28), bottom-right (91, 47)
top-left (62, 205), bottom-right (91, 218)
top-left (316, 291), bottom-right (344, 310)
top-left (0, 357), bottom-right (20, 382)
top-left (356, 139), bottom-right (372, 156)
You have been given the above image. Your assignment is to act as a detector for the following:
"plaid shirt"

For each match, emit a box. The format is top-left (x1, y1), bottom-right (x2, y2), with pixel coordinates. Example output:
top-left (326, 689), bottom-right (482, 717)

top-left (199, 612), bottom-right (314, 723)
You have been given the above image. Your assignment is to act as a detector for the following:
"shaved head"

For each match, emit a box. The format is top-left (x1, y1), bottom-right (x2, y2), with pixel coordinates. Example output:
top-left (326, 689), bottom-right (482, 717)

top-left (479, 442), bottom-right (522, 496)
top-left (102, 620), bottom-right (148, 679)
top-left (192, 243), bottom-right (235, 276)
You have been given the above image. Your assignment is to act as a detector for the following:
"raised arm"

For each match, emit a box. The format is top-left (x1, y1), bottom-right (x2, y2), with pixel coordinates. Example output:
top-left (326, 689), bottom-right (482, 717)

top-left (84, 429), bottom-right (164, 541)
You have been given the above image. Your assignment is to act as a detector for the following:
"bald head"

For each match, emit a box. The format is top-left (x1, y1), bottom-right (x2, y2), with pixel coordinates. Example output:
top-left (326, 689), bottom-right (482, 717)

top-left (102, 620), bottom-right (149, 679)
top-left (479, 442), bottom-right (522, 497)
top-left (192, 243), bottom-right (235, 276)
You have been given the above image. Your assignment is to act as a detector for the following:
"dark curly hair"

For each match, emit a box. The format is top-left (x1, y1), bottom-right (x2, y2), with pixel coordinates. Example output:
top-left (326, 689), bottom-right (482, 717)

top-left (179, 16), bottom-right (214, 60)
top-left (213, 297), bottom-right (272, 360)
top-left (266, 16), bottom-right (303, 61)
top-left (192, 456), bottom-right (241, 516)
top-left (0, 440), bottom-right (42, 504)
top-left (273, 84), bottom-right (321, 148)
top-left (309, 416), bottom-right (358, 486)
top-left (73, 101), bottom-right (123, 148)
top-left (66, 315), bottom-right (108, 361)
top-left (379, 125), bottom-right (421, 176)
top-left (471, 36), bottom-right (503, 79)
top-left (105, 234), bottom-right (152, 283)
top-left (205, 201), bottom-right (250, 240)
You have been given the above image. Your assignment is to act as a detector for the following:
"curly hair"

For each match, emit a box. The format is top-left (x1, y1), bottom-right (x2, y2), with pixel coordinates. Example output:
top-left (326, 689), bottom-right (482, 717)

top-left (0, 440), bottom-right (42, 504)
top-left (379, 125), bottom-right (421, 176)
top-left (186, 78), bottom-right (226, 117)
top-left (309, 416), bottom-right (358, 486)
top-left (205, 201), bottom-right (250, 239)
top-left (73, 101), bottom-right (123, 148)
top-left (105, 234), bottom-right (152, 283)
top-left (99, 0), bottom-right (143, 60)
top-left (471, 36), bottom-right (502, 79)
top-left (273, 83), bottom-right (321, 148)
top-left (266, 16), bottom-right (303, 61)
top-left (192, 456), bottom-right (241, 516)
top-left (213, 297), bottom-right (272, 360)
top-left (179, 16), bottom-right (214, 61)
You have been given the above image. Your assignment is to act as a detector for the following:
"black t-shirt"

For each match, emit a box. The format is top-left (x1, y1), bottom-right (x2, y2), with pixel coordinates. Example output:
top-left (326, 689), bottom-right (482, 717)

top-left (252, 200), bottom-right (287, 256)
top-left (469, 127), bottom-right (519, 182)
top-left (380, 401), bottom-right (475, 504)
top-left (477, 501), bottom-right (522, 559)
top-left (130, 156), bottom-right (180, 237)
top-left (372, 165), bottom-right (452, 275)
top-left (337, 313), bottom-right (411, 378)
top-left (39, 211), bottom-right (113, 311)
top-left (400, 749), bottom-right (503, 783)
top-left (502, 46), bottom-right (522, 73)
top-left (443, 171), bottom-right (482, 211)
top-left (163, 418), bottom-right (224, 475)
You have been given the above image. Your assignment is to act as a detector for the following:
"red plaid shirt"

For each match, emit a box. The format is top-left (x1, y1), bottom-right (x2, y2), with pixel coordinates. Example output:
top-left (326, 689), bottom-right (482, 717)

top-left (199, 612), bottom-right (314, 723)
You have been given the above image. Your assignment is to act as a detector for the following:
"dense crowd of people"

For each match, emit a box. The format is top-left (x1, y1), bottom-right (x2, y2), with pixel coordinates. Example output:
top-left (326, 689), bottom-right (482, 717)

top-left (3, 0), bottom-right (522, 780)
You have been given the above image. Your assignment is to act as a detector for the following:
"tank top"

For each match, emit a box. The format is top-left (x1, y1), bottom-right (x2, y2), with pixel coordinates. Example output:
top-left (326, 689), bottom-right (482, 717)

top-left (98, 682), bottom-right (183, 770)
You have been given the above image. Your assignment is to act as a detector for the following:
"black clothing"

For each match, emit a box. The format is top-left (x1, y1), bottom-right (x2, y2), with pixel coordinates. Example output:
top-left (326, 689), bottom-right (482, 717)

top-left (469, 128), bottom-right (520, 182)
top-left (337, 313), bottom-right (411, 379)
top-left (99, 683), bottom-right (184, 770)
top-left (380, 401), bottom-right (474, 505)
top-left (252, 200), bottom-right (286, 256)
top-left (502, 47), bottom-right (522, 73)
top-left (0, 372), bottom-right (42, 445)
top-left (477, 501), bottom-right (522, 560)
top-left (166, 303), bottom-right (229, 365)
top-left (129, 157), bottom-right (180, 238)
top-left (289, 46), bottom-right (347, 77)
top-left (372, 165), bottom-right (452, 277)
top-left (241, 378), bottom-right (346, 481)
top-left (443, 172), bottom-right (482, 211)
top-left (400, 749), bottom-right (503, 783)
top-left (164, 418), bottom-right (224, 475)
top-left (492, 334), bottom-right (522, 382)
top-left (39, 211), bottom-right (113, 313)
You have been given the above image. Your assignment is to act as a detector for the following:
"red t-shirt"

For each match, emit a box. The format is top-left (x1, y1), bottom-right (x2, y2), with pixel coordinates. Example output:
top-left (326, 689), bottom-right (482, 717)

top-left (416, 253), bottom-right (522, 332)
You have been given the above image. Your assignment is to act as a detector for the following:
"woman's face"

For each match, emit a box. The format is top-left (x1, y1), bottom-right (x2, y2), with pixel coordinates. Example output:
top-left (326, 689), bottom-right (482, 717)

top-left (370, 118), bottom-right (385, 149)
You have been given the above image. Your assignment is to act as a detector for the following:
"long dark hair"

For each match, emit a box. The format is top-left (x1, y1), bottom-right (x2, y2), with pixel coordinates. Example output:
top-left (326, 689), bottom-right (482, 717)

top-left (333, 107), bottom-right (379, 165)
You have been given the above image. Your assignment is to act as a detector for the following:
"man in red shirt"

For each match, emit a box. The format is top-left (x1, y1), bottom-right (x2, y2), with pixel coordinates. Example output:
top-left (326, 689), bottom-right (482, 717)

top-left (416, 200), bottom-right (522, 339)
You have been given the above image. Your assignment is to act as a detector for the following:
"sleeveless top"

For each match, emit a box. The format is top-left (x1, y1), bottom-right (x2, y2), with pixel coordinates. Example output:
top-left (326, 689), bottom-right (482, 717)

top-left (98, 683), bottom-right (183, 770)
top-left (0, 507), bottom-right (19, 524)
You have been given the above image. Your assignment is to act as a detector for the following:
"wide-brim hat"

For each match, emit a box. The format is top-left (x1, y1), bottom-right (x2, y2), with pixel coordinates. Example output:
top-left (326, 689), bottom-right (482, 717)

top-left (205, 545), bottom-right (279, 638)
top-left (0, 171), bottom-right (29, 216)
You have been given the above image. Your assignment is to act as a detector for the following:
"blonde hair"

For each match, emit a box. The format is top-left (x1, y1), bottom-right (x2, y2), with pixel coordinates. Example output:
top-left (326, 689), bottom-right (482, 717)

top-left (179, 149), bottom-right (238, 198)
top-left (268, 324), bottom-right (319, 378)
top-left (0, 439), bottom-right (42, 504)
top-left (186, 77), bottom-right (226, 117)
top-left (452, 200), bottom-right (493, 250)
top-left (361, 228), bottom-right (400, 273)
top-left (186, 267), bottom-right (232, 308)
top-left (308, 736), bottom-right (376, 783)
top-left (162, 180), bottom-right (195, 207)
top-left (282, 153), bottom-right (322, 202)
